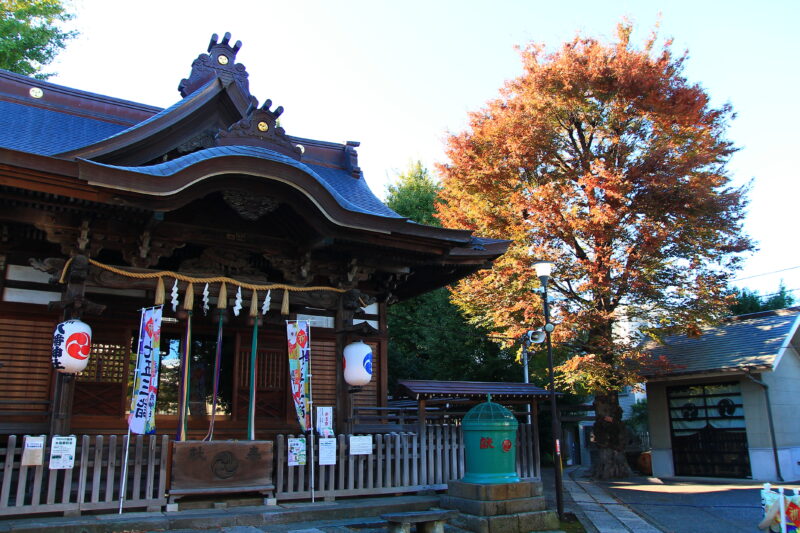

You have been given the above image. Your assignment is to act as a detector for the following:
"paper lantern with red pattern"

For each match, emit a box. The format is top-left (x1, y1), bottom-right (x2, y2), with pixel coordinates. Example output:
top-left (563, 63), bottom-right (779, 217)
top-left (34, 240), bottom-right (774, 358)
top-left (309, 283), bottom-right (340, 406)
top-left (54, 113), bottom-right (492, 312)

top-left (52, 319), bottom-right (92, 374)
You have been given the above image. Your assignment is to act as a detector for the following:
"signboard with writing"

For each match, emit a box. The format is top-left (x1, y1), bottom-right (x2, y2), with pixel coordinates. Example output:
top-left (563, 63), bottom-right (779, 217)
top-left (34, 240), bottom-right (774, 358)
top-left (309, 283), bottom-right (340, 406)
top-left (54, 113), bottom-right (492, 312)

top-left (349, 435), bottom-right (373, 455)
top-left (171, 441), bottom-right (274, 493)
top-left (288, 438), bottom-right (307, 466)
top-left (316, 406), bottom-right (333, 437)
top-left (318, 437), bottom-right (336, 465)
top-left (21, 435), bottom-right (45, 466)
top-left (49, 436), bottom-right (76, 469)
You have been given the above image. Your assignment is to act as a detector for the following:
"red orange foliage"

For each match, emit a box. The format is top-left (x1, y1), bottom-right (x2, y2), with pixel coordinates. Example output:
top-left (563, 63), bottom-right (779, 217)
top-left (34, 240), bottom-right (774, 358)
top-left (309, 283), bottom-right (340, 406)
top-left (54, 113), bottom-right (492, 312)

top-left (436, 23), bottom-right (752, 478)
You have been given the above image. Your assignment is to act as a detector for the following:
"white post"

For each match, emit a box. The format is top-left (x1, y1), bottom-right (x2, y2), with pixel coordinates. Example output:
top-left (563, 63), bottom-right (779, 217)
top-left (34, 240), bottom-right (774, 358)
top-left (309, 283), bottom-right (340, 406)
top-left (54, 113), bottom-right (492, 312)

top-left (780, 487), bottom-right (787, 533)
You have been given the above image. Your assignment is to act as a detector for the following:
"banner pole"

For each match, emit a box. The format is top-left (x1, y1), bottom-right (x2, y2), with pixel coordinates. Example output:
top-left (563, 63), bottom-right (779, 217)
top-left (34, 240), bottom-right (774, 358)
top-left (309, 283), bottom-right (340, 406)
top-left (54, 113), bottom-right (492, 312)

top-left (118, 427), bottom-right (132, 514)
top-left (308, 323), bottom-right (315, 503)
top-left (248, 317), bottom-right (259, 440)
top-left (119, 307), bottom-right (147, 514)
top-left (176, 311), bottom-right (192, 441)
top-left (204, 311), bottom-right (224, 441)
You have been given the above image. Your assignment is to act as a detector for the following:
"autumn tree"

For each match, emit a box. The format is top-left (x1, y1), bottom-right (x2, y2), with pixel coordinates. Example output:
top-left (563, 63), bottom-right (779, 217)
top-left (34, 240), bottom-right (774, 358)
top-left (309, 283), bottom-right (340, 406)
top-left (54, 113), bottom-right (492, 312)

top-left (0, 0), bottom-right (76, 79)
top-left (385, 162), bottom-right (517, 389)
top-left (436, 23), bottom-right (753, 478)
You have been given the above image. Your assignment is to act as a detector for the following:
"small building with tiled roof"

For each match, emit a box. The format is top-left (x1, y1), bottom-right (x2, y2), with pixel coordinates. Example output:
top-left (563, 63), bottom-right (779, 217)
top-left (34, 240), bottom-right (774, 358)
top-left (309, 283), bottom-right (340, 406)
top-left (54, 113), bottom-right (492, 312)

top-left (642, 307), bottom-right (800, 482)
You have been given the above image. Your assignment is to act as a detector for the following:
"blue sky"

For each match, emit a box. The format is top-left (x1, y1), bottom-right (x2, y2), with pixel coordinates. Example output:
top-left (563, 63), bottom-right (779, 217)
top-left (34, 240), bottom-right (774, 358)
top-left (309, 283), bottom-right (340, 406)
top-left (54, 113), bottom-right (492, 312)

top-left (50, 0), bottom-right (800, 297)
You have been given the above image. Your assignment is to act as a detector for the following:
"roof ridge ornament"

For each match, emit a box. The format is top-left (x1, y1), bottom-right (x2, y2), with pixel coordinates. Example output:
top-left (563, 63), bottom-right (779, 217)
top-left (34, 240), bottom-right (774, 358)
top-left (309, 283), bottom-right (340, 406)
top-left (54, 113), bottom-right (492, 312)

top-left (178, 32), bottom-right (252, 99)
top-left (217, 99), bottom-right (303, 160)
top-left (344, 141), bottom-right (362, 179)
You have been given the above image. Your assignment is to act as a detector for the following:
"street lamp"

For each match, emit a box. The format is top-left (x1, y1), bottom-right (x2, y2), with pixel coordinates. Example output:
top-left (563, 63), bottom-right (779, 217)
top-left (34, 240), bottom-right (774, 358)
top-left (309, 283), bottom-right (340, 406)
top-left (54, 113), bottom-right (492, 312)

top-left (534, 260), bottom-right (564, 521)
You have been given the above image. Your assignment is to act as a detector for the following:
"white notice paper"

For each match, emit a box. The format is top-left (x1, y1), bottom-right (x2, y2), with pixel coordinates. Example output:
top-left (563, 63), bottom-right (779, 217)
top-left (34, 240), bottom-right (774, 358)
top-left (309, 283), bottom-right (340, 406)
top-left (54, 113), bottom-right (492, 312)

top-left (318, 437), bottom-right (337, 465)
top-left (21, 435), bottom-right (45, 466)
top-left (349, 435), bottom-right (373, 455)
top-left (49, 436), bottom-right (77, 470)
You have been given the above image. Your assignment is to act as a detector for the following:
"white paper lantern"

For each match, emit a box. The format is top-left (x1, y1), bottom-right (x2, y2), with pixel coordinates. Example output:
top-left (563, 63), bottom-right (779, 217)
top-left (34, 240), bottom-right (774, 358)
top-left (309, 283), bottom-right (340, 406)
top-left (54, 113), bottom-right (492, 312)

top-left (52, 319), bottom-right (92, 374)
top-left (343, 340), bottom-right (373, 386)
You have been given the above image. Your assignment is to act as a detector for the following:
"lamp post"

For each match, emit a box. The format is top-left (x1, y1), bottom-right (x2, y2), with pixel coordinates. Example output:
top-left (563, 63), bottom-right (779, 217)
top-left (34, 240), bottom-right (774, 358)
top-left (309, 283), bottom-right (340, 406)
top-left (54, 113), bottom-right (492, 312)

top-left (534, 260), bottom-right (564, 521)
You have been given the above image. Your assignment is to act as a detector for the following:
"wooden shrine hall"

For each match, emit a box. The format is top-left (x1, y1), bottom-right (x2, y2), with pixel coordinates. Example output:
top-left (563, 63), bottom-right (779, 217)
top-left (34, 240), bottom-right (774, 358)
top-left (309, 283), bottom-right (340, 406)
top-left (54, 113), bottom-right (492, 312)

top-left (0, 32), bottom-right (510, 441)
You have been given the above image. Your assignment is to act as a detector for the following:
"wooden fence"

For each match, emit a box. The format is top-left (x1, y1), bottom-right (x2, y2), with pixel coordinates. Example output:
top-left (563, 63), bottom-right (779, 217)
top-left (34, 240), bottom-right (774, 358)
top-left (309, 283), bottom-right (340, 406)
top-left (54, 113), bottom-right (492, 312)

top-left (0, 423), bottom-right (539, 515)
top-left (274, 423), bottom-right (540, 501)
top-left (0, 434), bottom-right (168, 516)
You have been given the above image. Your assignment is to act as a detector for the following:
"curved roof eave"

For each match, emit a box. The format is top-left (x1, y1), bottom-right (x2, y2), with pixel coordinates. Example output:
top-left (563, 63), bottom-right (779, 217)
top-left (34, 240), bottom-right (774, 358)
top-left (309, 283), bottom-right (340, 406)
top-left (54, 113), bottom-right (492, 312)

top-left (56, 77), bottom-right (241, 162)
top-left (76, 145), bottom-right (497, 249)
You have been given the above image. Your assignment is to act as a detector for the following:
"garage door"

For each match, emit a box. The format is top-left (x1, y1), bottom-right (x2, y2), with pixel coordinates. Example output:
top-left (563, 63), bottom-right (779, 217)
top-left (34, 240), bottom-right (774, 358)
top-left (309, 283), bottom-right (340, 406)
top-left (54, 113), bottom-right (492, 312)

top-left (668, 382), bottom-right (751, 478)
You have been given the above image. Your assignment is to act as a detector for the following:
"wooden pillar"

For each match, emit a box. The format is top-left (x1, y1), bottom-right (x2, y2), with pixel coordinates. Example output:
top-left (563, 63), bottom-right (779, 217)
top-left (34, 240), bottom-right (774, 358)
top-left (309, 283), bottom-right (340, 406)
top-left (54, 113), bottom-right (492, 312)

top-left (418, 396), bottom-right (427, 484)
top-left (48, 255), bottom-right (105, 436)
top-left (334, 301), bottom-right (353, 435)
top-left (378, 302), bottom-right (388, 408)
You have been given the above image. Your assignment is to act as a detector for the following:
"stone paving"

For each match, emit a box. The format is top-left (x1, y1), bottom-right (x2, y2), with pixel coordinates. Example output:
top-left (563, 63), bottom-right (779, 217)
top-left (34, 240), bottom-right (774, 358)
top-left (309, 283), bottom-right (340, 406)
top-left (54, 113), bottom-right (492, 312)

top-left (563, 472), bottom-right (662, 533)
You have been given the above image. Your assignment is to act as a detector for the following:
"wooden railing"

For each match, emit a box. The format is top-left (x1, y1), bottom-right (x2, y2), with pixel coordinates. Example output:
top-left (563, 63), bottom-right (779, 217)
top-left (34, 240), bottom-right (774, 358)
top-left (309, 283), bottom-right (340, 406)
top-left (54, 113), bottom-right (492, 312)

top-left (0, 434), bottom-right (168, 516)
top-left (275, 423), bottom-right (540, 501)
top-left (1, 424), bottom-right (540, 514)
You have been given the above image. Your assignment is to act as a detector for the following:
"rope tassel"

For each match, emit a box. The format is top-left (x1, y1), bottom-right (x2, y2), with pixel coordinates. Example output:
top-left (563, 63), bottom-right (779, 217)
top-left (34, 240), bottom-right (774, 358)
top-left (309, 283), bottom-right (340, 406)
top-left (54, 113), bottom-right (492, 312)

top-left (217, 282), bottom-right (227, 309)
top-left (281, 288), bottom-right (290, 315)
top-left (249, 289), bottom-right (259, 318)
top-left (154, 277), bottom-right (165, 306)
top-left (183, 282), bottom-right (194, 311)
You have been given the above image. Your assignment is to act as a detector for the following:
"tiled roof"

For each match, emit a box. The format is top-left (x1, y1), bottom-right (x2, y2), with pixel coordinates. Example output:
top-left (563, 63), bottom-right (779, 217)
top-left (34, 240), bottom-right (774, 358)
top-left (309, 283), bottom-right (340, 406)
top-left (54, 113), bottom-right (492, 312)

top-left (398, 380), bottom-right (551, 399)
top-left (643, 308), bottom-right (800, 376)
top-left (0, 100), bottom-right (130, 155)
top-left (81, 145), bottom-right (404, 219)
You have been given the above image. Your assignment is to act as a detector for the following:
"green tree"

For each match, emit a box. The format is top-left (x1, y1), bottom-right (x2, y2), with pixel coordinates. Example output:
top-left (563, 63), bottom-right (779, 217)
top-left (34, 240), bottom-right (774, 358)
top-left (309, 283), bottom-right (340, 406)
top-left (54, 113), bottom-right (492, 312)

top-left (385, 161), bottom-right (441, 227)
top-left (385, 162), bottom-right (519, 389)
top-left (1, 0), bottom-right (76, 79)
top-left (730, 282), bottom-right (795, 315)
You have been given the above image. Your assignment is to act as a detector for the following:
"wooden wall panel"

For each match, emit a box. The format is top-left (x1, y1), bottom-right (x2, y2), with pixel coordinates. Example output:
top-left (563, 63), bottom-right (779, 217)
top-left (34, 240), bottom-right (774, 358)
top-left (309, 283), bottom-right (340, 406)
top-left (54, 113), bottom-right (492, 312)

top-left (311, 338), bottom-right (338, 412)
top-left (0, 317), bottom-right (55, 411)
top-left (235, 338), bottom-right (288, 421)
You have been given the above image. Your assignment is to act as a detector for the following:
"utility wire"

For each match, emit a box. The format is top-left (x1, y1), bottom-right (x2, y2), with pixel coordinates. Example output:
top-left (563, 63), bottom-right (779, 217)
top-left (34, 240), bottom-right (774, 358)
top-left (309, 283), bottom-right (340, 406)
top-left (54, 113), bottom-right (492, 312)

top-left (733, 265), bottom-right (800, 282)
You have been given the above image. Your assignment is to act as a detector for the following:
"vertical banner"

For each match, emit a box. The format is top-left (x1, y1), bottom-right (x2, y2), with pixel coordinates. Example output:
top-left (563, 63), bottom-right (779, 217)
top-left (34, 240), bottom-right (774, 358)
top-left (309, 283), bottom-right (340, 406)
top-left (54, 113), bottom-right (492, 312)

top-left (128, 305), bottom-right (163, 434)
top-left (286, 320), bottom-right (311, 431)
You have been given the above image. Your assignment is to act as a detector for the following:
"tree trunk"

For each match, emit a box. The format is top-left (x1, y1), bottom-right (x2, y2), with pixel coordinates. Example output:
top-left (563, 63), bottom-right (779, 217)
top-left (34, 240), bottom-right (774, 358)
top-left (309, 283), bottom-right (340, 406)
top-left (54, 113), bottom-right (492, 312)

top-left (591, 391), bottom-right (632, 479)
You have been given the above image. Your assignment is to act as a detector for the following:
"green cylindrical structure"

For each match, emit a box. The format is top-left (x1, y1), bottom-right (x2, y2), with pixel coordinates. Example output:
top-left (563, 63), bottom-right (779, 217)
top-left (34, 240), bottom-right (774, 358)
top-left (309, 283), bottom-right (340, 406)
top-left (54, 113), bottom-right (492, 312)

top-left (461, 400), bottom-right (520, 484)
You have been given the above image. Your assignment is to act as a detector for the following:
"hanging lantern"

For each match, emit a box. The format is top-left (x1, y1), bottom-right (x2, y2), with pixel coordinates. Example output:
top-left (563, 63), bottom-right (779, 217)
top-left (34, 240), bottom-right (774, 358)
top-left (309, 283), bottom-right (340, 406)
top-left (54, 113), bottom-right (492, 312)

top-left (52, 319), bottom-right (92, 374)
top-left (343, 340), bottom-right (372, 386)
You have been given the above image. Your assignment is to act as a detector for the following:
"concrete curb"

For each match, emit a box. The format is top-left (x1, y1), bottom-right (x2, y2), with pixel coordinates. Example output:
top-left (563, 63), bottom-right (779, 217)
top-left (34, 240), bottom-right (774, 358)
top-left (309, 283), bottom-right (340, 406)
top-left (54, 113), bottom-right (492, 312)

top-left (0, 495), bottom-right (440, 533)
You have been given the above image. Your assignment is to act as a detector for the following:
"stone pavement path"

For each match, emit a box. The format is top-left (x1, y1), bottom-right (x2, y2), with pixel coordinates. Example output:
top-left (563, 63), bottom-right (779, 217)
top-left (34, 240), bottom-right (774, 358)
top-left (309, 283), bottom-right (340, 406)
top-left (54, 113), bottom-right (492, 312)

top-left (564, 474), bottom-right (662, 533)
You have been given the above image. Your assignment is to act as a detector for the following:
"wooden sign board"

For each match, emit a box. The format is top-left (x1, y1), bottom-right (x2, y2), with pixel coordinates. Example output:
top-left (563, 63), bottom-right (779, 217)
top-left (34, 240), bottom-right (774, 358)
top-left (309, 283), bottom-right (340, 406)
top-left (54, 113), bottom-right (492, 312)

top-left (171, 441), bottom-right (274, 493)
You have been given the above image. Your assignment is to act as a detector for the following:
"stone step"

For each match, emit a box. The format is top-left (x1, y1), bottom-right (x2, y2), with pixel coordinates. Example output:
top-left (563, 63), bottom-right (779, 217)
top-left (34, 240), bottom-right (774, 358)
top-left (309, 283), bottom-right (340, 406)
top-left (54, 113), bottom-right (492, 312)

top-left (451, 509), bottom-right (560, 533)
top-left (440, 494), bottom-right (547, 515)
top-left (446, 480), bottom-right (544, 501)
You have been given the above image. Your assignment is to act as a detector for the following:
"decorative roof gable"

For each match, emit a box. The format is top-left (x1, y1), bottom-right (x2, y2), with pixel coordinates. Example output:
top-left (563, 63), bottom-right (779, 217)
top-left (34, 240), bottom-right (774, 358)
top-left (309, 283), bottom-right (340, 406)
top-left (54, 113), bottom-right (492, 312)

top-left (179, 32), bottom-right (255, 105)
top-left (218, 99), bottom-right (302, 160)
